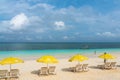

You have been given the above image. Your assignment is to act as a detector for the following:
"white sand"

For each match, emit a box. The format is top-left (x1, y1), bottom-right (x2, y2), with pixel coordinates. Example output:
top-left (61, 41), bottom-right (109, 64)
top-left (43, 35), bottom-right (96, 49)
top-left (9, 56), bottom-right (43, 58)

top-left (0, 53), bottom-right (120, 80)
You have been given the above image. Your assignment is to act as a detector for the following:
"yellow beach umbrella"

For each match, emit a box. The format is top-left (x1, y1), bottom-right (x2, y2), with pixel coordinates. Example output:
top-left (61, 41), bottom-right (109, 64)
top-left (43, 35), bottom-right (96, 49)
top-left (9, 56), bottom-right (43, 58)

top-left (69, 54), bottom-right (88, 64)
top-left (99, 52), bottom-right (116, 63)
top-left (37, 55), bottom-right (58, 67)
top-left (0, 57), bottom-right (24, 70)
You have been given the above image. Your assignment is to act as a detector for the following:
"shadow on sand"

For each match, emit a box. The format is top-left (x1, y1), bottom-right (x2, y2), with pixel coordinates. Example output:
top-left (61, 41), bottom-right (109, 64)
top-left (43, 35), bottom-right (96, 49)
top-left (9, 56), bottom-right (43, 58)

top-left (117, 65), bottom-right (120, 67)
top-left (31, 70), bottom-right (39, 75)
top-left (61, 68), bottom-right (72, 72)
top-left (88, 66), bottom-right (100, 69)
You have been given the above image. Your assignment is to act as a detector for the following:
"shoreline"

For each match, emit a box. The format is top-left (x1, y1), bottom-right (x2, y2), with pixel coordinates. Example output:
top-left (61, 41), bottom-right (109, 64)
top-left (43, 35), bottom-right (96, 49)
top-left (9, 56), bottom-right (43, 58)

top-left (0, 53), bottom-right (105, 61)
top-left (0, 51), bottom-right (120, 61)
top-left (0, 48), bottom-right (120, 59)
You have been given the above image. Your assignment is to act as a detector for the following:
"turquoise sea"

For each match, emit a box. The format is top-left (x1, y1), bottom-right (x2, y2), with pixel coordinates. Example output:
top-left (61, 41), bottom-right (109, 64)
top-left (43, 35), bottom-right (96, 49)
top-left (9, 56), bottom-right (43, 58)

top-left (0, 42), bottom-right (120, 60)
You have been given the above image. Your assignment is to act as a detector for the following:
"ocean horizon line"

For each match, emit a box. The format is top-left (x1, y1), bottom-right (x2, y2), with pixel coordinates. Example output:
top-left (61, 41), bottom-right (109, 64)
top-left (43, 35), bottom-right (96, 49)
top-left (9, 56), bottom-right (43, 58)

top-left (1, 42), bottom-right (120, 43)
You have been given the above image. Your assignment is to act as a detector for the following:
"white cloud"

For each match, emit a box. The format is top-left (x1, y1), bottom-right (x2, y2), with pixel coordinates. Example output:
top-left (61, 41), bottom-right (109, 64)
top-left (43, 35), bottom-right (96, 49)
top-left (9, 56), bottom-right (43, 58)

top-left (9, 13), bottom-right (29, 30)
top-left (75, 32), bottom-right (80, 35)
top-left (54, 21), bottom-right (64, 26)
top-left (97, 32), bottom-right (116, 37)
top-left (63, 36), bottom-right (69, 40)
top-left (35, 29), bottom-right (45, 33)
top-left (30, 3), bottom-right (54, 10)
top-left (54, 21), bottom-right (66, 30)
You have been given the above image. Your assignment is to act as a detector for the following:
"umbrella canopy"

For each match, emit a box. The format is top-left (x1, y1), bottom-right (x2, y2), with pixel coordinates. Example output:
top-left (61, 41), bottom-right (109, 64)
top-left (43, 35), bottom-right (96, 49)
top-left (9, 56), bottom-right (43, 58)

top-left (0, 57), bottom-right (24, 70)
top-left (0, 57), bottom-right (24, 65)
top-left (99, 53), bottom-right (116, 60)
top-left (37, 55), bottom-right (58, 67)
top-left (99, 53), bottom-right (116, 63)
top-left (69, 54), bottom-right (88, 62)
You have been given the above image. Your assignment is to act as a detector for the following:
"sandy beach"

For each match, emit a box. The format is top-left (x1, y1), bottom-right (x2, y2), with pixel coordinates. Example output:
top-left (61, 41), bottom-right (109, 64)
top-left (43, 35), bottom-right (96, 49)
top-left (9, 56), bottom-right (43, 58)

top-left (0, 53), bottom-right (120, 80)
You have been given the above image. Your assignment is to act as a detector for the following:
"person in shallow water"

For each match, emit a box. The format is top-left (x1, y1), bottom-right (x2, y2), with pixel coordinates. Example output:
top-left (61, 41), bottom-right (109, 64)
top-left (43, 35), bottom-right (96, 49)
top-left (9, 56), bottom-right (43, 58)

top-left (94, 51), bottom-right (96, 55)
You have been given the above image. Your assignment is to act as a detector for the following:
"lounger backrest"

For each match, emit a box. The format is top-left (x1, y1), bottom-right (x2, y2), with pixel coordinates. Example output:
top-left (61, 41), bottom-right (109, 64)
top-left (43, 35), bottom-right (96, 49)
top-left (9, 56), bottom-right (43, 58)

top-left (0, 70), bottom-right (8, 77)
top-left (76, 64), bottom-right (82, 71)
top-left (105, 62), bottom-right (111, 67)
top-left (82, 64), bottom-right (88, 69)
top-left (10, 69), bottom-right (19, 73)
top-left (49, 66), bottom-right (55, 72)
top-left (10, 69), bottom-right (19, 76)
top-left (11, 69), bottom-right (19, 72)
top-left (110, 62), bottom-right (116, 67)
top-left (41, 67), bottom-right (48, 74)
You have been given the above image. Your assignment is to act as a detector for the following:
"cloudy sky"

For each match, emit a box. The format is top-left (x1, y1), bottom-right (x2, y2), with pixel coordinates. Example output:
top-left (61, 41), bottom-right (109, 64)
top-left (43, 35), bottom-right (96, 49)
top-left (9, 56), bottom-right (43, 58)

top-left (0, 0), bottom-right (120, 42)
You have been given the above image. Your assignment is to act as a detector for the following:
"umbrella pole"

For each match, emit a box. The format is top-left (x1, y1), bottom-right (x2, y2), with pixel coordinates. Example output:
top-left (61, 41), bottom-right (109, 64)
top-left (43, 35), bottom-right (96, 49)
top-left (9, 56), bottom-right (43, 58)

top-left (78, 61), bottom-right (80, 65)
top-left (104, 59), bottom-right (106, 63)
top-left (47, 63), bottom-right (48, 68)
top-left (10, 64), bottom-right (11, 71)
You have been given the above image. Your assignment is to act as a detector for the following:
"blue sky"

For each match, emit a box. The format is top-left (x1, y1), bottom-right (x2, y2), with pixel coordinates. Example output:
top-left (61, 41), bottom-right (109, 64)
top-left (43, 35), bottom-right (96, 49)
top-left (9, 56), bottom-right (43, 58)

top-left (0, 0), bottom-right (120, 42)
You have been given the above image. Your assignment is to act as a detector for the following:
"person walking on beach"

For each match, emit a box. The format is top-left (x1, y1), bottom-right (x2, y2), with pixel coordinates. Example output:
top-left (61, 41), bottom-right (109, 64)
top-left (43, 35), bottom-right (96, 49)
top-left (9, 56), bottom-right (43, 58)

top-left (104, 52), bottom-right (106, 63)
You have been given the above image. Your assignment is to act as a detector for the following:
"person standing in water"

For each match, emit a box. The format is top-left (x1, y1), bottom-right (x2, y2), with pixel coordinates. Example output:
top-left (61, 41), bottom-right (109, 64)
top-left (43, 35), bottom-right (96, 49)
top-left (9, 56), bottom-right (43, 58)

top-left (94, 51), bottom-right (96, 55)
